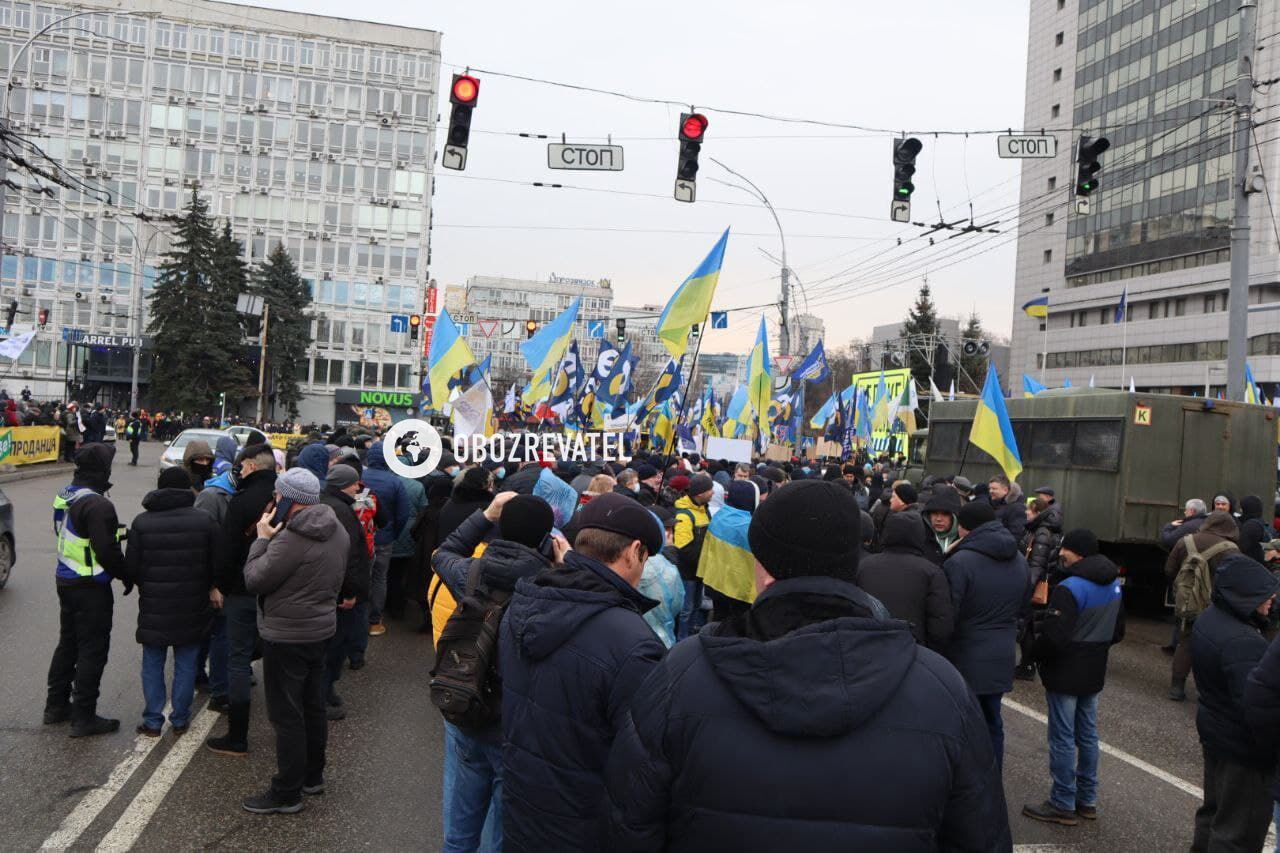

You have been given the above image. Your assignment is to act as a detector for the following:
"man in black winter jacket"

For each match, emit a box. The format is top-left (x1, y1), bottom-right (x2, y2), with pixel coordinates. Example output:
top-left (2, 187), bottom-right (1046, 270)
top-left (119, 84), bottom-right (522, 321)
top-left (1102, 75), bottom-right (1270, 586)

top-left (1243, 614), bottom-right (1280, 844)
top-left (1189, 554), bottom-right (1280, 852)
top-left (431, 492), bottom-right (557, 853)
top-left (986, 475), bottom-right (1027, 542)
top-left (500, 493), bottom-right (665, 853)
top-left (207, 443), bottom-right (277, 756)
top-left (318, 463), bottom-right (371, 721)
top-left (44, 443), bottom-right (128, 737)
top-left (943, 500), bottom-right (1032, 772)
top-left (120, 467), bottom-right (220, 737)
top-left (605, 479), bottom-right (1009, 853)
top-left (855, 510), bottom-right (954, 650)
top-left (1022, 529), bottom-right (1124, 826)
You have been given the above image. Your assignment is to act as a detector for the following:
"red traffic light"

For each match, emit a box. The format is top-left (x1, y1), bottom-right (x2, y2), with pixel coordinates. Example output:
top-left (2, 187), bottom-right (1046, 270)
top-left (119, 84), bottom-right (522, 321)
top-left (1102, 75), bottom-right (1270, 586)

top-left (680, 113), bottom-right (708, 142)
top-left (409, 313), bottom-right (421, 327)
top-left (37, 308), bottom-right (48, 326)
top-left (451, 74), bottom-right (480, 106)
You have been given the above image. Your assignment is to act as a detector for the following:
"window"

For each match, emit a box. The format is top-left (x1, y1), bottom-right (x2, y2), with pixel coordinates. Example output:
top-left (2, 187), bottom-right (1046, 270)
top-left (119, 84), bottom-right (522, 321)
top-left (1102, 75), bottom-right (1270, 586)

top-left (1051, 104), bottom-right (1060, 118)
top-left (1045, 212), bottom-right (1055, 226)
top-left (1175, 297), bottom-right (1186, 317)
top-left (1043, 249), bottom-right (1053, 264)
top-left (1055, 32), bottom-right (1064, 46)
top-left (1047, 176), bottom-right (1056, 190)
top-left (1057, 0), bottom-right (1065, 8)
top-left (1204, 294), bottom-right (1217, 313)
top-left (1053, 68), bottom-right (1062, 82)
top-left (1030, 421), bottom-right (1073, 467)
top-left (1074, 421), bottom-right (1122, 471)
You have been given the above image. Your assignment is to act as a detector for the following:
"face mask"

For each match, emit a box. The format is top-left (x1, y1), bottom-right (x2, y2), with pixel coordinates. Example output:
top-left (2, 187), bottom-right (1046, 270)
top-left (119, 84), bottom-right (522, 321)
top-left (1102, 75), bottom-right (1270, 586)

top-left (494, 468), bottom-right (505, 481)
top-left (446, 466), bottom-right (459, 476)
top-left (631, 483), bottom-right (641, 493)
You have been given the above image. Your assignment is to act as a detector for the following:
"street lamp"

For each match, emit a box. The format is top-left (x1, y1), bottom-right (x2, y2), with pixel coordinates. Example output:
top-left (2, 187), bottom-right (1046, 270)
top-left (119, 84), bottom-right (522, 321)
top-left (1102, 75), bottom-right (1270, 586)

top-left (112, 218), bottom-right (165, 412)
top-left (708, 159), bottom-right (793, 356)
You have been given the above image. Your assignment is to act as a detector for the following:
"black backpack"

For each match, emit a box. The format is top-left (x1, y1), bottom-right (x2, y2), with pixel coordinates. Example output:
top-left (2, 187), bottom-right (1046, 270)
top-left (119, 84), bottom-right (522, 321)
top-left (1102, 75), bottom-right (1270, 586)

top-left (429, 560), bottom-right (511, 730)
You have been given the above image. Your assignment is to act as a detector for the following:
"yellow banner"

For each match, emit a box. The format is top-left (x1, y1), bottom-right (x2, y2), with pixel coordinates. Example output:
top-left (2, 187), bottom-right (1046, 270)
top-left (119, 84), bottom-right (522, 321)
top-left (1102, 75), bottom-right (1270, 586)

top-left (0, 425), bottom-right (61, 465)
top-left (850, 368), bottom-right (913, 455)
top-left (266, 432), bottom-right (303, 450)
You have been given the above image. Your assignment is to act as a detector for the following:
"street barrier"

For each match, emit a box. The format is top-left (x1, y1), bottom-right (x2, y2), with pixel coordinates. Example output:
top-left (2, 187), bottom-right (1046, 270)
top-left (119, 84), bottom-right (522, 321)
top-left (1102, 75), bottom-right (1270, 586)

top-left (0, 426), bottom-right (61, 465)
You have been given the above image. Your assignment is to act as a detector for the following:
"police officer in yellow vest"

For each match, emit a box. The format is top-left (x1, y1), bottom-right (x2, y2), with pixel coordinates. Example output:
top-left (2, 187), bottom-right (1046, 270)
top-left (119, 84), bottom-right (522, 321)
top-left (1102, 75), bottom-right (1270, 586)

top-left (44, 443), bottom-right (128, 737)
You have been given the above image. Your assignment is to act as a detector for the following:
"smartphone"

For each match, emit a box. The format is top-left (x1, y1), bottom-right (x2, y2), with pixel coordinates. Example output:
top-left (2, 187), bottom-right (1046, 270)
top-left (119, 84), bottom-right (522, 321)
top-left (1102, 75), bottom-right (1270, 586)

top-left (271, 497), bottom-right (294, 527)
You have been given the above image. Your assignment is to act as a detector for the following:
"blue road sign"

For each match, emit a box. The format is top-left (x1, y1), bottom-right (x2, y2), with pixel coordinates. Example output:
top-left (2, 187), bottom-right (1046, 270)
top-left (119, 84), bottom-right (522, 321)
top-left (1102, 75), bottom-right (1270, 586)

top-left (710, 311), bottom-right (728, 329)
top-left (587, 320), bottom-right (606, 338)
top-left (389, 314), bottom-right (410, 333)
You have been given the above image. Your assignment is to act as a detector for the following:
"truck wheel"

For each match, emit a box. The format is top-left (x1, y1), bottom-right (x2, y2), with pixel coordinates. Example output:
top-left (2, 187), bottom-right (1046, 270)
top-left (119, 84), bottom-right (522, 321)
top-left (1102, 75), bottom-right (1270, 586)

top-left (0, 534), bottom-right (13, 589)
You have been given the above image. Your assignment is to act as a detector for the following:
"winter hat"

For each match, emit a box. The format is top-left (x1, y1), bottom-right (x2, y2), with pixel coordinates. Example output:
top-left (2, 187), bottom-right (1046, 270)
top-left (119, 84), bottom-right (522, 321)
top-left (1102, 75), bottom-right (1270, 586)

top-left (1061, 528), bottom-right (1100, 558)
top-left (459, 466), bottom-right (492, 492)
top-left (727, 480), bottom-right (759, 512)
top-left (276, 467), bottom-right (321, 505)
top-left (688, 473), bottom-right (715, 497)
top-left (957, 501), bottom-right (996, 532)
top-left (761, 466), bottom-right (786, 484)
top-left (633, 463), bottom-right (658, 481)
top-left (1034, 485), bottom-right (1056, 498)
top-left (1264, 539), bottom-right (1280, 554)
top-left (669, 474), bottom-right (691, 494)
top-left (325, 464), bottom-right (359, 490)
top-left (952, 476), bottom-right (974, 496)
top-left (924, 485), bottom-right (963, 515)
top-left (893, 482), bottom-right (918, 505)
top-left (157, 467), bottom-right (192, 490)
top-left (749, 480), bottom-right (861, 581)
top-left (498, 495), bottom-right (555, 550)
top-left (1242, 495), bottom-right (1263, 520)
top-left (575, 493), bottom-right (664, 556)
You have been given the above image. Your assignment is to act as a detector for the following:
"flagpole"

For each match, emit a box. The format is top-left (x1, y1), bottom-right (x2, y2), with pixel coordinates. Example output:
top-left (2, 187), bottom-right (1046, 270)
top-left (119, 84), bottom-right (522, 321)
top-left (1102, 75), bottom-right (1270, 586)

top-left (659, 326), bottom-right (707, 492)
top-left (1119, 308), bottom-right (1128, 389)
top-left (1041, 320), bottom-right (1048, 385)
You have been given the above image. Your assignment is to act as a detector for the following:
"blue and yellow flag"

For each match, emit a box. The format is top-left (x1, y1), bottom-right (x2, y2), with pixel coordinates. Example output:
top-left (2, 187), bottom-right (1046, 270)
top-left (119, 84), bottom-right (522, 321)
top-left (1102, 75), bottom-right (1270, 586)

top-left (594, 341), bottom-right (634, 425)
top-left (700, 386), bottom-right (719, 437)
top-left (870, 369), bottom-right (891, 432)
top-left (1246, 363), bottom-right (1261, 404)
top-left (656, 228), bottom-right (729, 359)
top-left (971, 364), bottom-right (1022, 482)
top-left (855, 386), bottom-right (874, 442)
top-left (521, 297), bottom-right (581, 404)
top-left (1022, 373), bottom-right (1046, 398)
top-left (721, 384), bottom-right (750, 439)
top-left (427, 308), bottom-right (477, 410)
top-left (746, 316), bottom-right (772, 440)
top-left (1021, 294), bottom-right (1049, 319)
top-left (651, 398), bottom-right (677, 452)
top-left (698, 504), bottom-right (757, 604)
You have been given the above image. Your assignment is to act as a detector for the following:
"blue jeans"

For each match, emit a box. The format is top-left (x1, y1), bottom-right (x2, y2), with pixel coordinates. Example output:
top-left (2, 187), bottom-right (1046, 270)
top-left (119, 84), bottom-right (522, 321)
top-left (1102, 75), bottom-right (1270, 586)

top-left (223, 594), bottom-right (258, 706)
top-left (442, 722), bottom-right (500, 853)
top-left (367, 543), bottom-right (393, 624)
top-left (977, 693), bottom-right (1005, 773)
top-left (1046, 691), bottom-right (1100, 811)
top-left (206, 613), bottom-right (228, 699)
top-left (676, 579), bottom-right (706, 641)
top-left (141, 643), bottom-right (200, 729)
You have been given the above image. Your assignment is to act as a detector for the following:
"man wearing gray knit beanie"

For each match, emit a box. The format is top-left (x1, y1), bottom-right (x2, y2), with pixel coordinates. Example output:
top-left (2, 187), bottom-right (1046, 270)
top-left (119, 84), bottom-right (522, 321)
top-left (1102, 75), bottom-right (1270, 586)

top-left (241, 466), bottom-right (348, 815)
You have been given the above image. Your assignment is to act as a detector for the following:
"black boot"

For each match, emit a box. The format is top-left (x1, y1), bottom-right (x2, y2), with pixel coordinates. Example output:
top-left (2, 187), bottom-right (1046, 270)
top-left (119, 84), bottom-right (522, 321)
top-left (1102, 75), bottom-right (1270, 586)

top-left (70, 715), bottom-right (120, 738)
top-left (1168, 675), bottom-right (1187, 702)
top-left (206, 701), bottom-right (249, 755)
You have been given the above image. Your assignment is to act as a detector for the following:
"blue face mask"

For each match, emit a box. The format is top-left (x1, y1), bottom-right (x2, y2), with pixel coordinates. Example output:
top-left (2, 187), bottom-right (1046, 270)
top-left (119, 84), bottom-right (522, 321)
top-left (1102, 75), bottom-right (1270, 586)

top-left (494, 468), bottom-right (506, 480)
top-left (446, 466), bottom-right (460, 476)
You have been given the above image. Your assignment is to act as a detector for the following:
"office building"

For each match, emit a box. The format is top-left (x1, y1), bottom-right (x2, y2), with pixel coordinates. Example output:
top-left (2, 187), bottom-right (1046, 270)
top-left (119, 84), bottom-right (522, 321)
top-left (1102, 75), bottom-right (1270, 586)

top-left (1010, 0), bottom-right (1280, 396)
top-left (793, 313), bottom-right (825, 356)
top-left (0, 0), bottom-right (440, 422)
top-left (696, 352), bottom-right (746, 397)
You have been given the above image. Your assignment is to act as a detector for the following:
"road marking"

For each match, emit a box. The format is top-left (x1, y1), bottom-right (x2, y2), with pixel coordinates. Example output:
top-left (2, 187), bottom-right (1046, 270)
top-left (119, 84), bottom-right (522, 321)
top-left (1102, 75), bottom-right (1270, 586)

top-left (38, 733), bottom-right (163, 851)
top-left (1004, 697), bottom-right (1276, 848)
top-left (93, 707), bottom-right (221, 853)
top-left (1013, 846), bottom-right (1076, 852)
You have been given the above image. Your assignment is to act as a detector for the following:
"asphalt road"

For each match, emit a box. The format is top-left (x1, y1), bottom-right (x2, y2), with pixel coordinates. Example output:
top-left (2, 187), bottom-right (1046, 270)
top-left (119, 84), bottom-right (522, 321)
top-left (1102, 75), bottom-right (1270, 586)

top-left (0, 444), bottom-right (1256, 851)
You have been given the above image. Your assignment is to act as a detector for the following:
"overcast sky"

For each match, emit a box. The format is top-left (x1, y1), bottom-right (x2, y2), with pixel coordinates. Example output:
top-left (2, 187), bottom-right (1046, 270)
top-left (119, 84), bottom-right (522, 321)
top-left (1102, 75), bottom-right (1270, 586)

top-left (252, 0), bottom-right (1031, 354)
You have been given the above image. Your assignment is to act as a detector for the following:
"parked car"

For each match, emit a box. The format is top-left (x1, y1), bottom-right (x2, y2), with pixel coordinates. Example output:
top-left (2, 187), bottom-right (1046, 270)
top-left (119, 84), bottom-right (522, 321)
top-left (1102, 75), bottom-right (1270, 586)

top-left (0, 487), bottom-right (16, 588)
top-left (224, 425), bottom-right (268, 447)
top-left (158, 429), bottom-right (234, 472)
top-left (103, 424), bottom-right (116, 443)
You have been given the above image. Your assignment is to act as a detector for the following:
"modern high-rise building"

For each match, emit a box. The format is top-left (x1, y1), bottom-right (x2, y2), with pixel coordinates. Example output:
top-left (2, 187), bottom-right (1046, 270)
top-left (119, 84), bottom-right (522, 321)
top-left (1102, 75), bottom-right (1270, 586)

top-left (1011, 0), bottom-right (1280, 396)
top-left (0, 0), bottom-right (440, 422)
top-left (793, 313), bottom-right (825, 357)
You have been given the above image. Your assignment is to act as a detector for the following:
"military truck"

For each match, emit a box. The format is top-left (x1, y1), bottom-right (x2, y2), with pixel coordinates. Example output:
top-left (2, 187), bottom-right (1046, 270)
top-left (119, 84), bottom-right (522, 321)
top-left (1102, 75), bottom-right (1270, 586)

top-left (920, 389), bottom-right (1279, 602)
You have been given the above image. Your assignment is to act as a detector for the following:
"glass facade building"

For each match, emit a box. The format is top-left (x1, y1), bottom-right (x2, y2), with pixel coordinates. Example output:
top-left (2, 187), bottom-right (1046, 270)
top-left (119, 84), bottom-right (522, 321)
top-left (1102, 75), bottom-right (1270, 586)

top-left (0, 0), bottom-right (440, 421)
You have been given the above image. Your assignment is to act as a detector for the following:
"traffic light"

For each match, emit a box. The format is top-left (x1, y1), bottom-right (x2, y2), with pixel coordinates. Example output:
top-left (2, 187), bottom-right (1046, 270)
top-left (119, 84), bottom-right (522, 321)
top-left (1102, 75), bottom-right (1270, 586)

top-left (1075, 135), bottom-right (1110, 196)
top-left (525, 319), bottom-right (538, 339)
top-left (409, 313), bottom-right (421, 341)
top-left (892, 137), bottom-right (923, 200)
top-left (616, 318), bottom-right (627, 344)
top-left (37, 307), bottom-right (48, 327)
top-left (676, 112), bottom-right (708, 183)
top-left (443, 74), bottom-right (480, 171)
top-left (4, 300), bottom-right (16, 330)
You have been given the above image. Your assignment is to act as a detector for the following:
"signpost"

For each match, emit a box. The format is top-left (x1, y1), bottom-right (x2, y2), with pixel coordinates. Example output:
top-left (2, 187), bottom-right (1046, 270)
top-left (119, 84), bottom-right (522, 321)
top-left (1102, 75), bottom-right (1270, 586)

top-left (547, 143), bottom-right (624, 171)
top-left (890, 200), bottom-right (911, 223)
top-left (586, 319), bottom-right (606, 338)
top-left (996, 135), bottom-right (1058, 159)
top-left (389, 314), bottom-right (409, 333)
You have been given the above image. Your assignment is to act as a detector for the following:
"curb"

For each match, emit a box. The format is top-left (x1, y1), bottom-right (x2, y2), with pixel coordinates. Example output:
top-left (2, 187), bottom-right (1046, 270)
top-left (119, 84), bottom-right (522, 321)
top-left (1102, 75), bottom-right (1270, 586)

top-left (0, 462), bottom-right (74, 484)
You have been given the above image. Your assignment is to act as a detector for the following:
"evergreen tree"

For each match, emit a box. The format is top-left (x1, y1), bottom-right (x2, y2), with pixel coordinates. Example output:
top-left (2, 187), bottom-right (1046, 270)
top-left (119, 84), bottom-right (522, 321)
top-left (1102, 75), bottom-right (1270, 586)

top-left (205, 221), bottom-right (252, 403)
top-left (899, 281), bottom-right (941, 388)
top-left (147, 191), bottom-right (216, 412)
top-left (959, 312), bottom-right (989, 394)
top-left (253, 243), bottom-right (313, 419)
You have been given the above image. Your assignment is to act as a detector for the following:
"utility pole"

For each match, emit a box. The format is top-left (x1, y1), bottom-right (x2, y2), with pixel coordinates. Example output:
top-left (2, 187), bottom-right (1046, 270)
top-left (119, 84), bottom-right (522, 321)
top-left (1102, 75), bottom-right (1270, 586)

top-left (256, 302), bottom-right (270, 424)
top-left (1227, 0), bottom-right (1258, 401)
top-left (779, 263), bottom-right (791, 358)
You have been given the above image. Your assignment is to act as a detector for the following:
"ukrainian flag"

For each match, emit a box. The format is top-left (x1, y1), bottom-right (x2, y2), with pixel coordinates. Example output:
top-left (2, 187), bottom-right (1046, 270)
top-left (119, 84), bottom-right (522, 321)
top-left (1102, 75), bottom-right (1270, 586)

top-left (697, 504), bottom-right (757, 605)
top-left (871, 369), bottom-right (891, 432)
top-left (521, 297), bottom-right (581, 404)
top-left (652, 398), bottom-right (677, 452)
top-left (971, 364), bottom-right (1023, 482)
top-left (1245, 363), bottom-right (1261, 404)
top-left (1022, 294), bottom-right (1049, 319)
top-left (1023, 373), bottom-right (1046, 398)
top-left (427, 309), bottom-right (477, 411)
top-left (747, 317), bottom-right (772, 440)
top-left (855, 387), bottom-right (874, 442)
top-left (722, 384), bottom-right (750, 438)
top-left (656, 228), bottom-right (730, 359)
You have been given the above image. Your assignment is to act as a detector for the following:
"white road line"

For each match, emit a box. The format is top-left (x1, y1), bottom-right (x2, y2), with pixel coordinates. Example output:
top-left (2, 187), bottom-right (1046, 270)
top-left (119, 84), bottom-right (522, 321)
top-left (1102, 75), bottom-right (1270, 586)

top-left (93, 707), bottom-right (221, 853)
top-left (1013, 846), bottom-right (1076, 852)
top-left (38, 733), bottom-right (163, 851)
top-left (1003, 697), bottom-right (1277, 848)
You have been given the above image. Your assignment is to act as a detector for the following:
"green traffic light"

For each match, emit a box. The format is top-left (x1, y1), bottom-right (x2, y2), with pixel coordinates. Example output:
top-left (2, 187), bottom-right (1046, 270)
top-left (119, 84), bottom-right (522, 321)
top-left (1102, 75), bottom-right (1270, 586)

top-left (896, 186), bottom-right (911, 197)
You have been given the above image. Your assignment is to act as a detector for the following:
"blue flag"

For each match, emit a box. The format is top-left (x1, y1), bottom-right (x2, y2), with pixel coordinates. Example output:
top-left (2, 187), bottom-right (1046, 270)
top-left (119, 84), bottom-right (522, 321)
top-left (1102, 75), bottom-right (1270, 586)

top-left (792, 340), bottom-right (830, 383)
